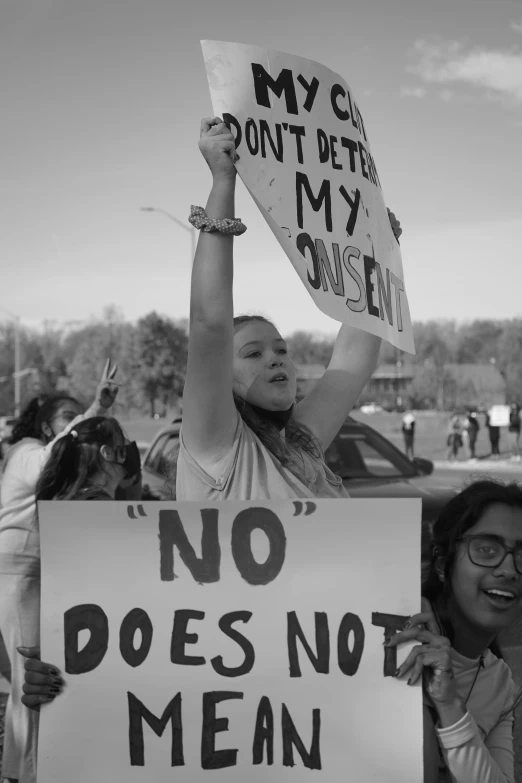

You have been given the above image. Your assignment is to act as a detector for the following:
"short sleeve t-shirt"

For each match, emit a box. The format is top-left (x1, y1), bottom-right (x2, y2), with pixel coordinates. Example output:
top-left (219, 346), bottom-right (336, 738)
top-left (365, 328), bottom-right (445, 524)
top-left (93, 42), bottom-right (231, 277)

top-left (176, 413), bottom-right (349, 501)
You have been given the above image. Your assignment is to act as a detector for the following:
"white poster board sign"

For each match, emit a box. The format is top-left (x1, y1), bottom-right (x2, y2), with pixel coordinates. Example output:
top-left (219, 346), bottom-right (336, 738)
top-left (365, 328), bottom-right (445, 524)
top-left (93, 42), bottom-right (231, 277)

top-left (202, 40), bottom-right (415, 354)
top-left (489, 405), bottom-right (510, 427)
top-left (38, 499), bottom-right (423, 782)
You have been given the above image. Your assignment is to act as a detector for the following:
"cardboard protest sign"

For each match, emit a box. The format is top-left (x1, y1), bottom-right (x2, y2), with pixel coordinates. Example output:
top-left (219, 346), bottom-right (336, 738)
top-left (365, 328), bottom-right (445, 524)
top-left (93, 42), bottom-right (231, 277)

top-left (202, 41), bottom-right (415, 354)
top-left (488, 404), bottom-right (510, 427)
top-left (38, 499), bottom-right (422, 782)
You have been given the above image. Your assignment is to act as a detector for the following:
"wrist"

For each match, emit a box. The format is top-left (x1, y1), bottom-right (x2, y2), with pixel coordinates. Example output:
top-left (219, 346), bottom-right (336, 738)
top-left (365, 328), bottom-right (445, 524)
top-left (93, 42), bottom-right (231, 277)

top-left (87, 401), bottom-right (106, 417)
top-left (433, 697), bottom-right (466, 728)
top-left (211, 172), bottom-right (236, 188)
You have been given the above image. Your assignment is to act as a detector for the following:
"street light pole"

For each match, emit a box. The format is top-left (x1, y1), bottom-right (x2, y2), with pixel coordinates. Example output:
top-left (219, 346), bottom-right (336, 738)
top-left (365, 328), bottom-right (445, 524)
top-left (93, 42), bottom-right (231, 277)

top-left (140, 207), bottom-right (197, 261)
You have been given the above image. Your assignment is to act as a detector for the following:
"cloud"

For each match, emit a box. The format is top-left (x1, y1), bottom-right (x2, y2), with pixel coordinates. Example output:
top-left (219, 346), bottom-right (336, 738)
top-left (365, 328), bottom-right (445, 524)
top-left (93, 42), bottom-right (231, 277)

top-left (510, 20), bottom-right (522, 33)
top-left (408, 39), bottom-right (522, 105)
top-left (400, 85), bottom-right (427, 98)
top-left (439, 89), bottom-right (454, 102)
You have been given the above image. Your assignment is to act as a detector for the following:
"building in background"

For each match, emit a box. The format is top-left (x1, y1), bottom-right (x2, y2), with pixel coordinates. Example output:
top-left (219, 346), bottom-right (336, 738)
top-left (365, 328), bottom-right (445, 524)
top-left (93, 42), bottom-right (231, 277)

top-left (365, 362), bottom-right (415, 410)
top-left (295, 361), bottom-right (507, 411)
top-left (295, 364), bottom-right (326, 401)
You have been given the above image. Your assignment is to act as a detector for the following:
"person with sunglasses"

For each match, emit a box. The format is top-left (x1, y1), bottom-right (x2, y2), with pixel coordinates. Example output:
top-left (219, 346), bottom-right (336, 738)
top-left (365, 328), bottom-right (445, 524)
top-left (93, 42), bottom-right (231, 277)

top-left (388, 479), bottom-right (522, 782)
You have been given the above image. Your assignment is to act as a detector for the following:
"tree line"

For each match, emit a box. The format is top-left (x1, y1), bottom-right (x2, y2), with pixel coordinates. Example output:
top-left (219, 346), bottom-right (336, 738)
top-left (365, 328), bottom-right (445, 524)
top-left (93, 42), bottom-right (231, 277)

top-left (1, 310), bottom-right (521, 416)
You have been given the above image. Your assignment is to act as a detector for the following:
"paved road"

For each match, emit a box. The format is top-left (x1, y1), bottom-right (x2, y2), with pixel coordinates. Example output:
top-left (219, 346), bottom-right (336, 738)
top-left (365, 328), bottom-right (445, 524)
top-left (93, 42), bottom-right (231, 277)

top-left (433, 457), bottom-right (522, 483)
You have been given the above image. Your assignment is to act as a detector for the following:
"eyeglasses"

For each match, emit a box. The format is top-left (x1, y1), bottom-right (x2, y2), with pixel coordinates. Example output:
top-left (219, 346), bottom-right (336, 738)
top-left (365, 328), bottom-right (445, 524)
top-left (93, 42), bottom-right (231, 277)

top-left (457, 535), bottom-right (522, 575)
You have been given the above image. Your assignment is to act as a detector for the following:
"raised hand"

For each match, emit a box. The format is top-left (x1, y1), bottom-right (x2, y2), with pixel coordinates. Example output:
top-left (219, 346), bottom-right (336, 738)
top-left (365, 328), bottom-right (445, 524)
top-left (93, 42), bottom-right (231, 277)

top-left (199, 116), bottom-right (237, 181)
top-left (95, 358), bottom-right (119, 410)
top-left (17, 646), bottom-right (64, 711)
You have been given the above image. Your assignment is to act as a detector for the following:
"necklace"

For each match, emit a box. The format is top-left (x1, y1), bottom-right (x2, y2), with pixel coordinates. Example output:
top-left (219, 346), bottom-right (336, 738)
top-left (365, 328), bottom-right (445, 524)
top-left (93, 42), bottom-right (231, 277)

top-left (432, 603), bottom-right (484, 704)
top-left (464, 653), bottom-right (485, 705)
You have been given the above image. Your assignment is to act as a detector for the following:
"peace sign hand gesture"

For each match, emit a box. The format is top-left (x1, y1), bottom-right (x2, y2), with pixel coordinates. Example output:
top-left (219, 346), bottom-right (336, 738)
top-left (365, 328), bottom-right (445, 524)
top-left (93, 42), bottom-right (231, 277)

top-left (386, 598), bottom-right (458, 706)
top-left (94, 358), bottom-right (119, 410)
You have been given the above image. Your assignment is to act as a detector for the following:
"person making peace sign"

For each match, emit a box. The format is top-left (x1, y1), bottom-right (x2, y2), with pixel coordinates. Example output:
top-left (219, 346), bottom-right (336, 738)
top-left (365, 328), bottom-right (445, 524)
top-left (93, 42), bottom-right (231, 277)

top-left (0, 360), bottom-right (119, 783)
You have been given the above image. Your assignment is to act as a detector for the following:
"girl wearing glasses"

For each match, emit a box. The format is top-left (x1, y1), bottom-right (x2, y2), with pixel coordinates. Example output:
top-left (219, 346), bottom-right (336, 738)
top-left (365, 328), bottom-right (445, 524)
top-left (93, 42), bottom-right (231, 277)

top-left (388, 479), bottom-right (522, 782)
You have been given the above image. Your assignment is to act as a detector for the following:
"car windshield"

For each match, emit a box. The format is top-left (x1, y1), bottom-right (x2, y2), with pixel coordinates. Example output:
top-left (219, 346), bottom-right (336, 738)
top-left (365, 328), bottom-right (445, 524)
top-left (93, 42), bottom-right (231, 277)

top-left (325, 427), bottom-right (417, 480)
top-left (144, 432), bottom-right (180, 477)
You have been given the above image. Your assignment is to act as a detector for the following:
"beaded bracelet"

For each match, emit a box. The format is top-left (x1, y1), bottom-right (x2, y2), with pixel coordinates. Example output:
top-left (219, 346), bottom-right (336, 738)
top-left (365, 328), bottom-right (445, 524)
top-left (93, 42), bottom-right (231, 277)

top-left (188, 205), bottom-right (247, 236)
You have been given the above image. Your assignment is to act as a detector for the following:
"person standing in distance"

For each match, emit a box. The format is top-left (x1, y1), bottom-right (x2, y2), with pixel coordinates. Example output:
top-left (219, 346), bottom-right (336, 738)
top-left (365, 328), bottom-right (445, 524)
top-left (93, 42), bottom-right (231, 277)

top-left (508, 402), bottom-right (521, 463)
top-left (466, 410), bottom-right (480, 461)
top-left (402, 409), bottom-right (416, 460)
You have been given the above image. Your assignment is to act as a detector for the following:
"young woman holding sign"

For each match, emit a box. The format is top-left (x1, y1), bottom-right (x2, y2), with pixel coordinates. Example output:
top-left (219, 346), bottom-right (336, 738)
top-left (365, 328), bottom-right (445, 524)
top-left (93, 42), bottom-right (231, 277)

top-left (175, 117), bottom-right (401, 501)
top-left (0, 362), bottom-right (119, 783)
top-left (387, 480), bottom-right (522, 783)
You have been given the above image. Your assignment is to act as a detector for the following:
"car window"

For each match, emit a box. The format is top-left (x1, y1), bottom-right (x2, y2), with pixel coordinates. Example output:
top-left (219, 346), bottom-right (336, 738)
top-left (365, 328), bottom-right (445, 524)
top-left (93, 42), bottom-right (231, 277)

top-left (157, 435), bottom-right (180, 478)
top-left (355, 440), bottom-right (403, 477)
top-left (326, 432), bottom-right (406, 479)
top-left (144, 434), bottom-right (171, 473)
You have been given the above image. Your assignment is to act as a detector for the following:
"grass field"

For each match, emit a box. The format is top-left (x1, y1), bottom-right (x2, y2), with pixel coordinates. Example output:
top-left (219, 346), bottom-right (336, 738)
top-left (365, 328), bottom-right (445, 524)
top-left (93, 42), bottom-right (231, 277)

top-left (121, 409), bottom-right (508, 464)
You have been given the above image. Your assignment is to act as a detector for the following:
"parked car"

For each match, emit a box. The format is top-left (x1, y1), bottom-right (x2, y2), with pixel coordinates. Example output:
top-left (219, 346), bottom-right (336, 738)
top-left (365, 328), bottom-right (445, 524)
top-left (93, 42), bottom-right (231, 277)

top-left (137, 441), bottom-right (151, 459)
top-left (359, 403), bottom-right (383, 414)
top-left (141, 417), bottom-right (462, 558)
top-left (0, 415), bottom-right (17, 459)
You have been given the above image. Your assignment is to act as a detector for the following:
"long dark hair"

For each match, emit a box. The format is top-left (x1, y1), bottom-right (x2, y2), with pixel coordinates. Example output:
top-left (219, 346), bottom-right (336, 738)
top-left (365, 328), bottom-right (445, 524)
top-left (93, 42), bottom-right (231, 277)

top-left (35, 417), bottom-right (126, 501)
top-left (233, 315), bottom-right (322, 480)
top-left (422, 479), bottom-right (522, 711)
top-left (8, 394), bottom-right (83, 445)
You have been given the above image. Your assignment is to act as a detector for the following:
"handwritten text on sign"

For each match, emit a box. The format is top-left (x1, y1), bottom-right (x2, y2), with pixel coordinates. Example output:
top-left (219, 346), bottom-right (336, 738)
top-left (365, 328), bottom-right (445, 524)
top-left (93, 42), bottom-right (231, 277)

top-left (38, 499), bottom-right (422, 782)
top-left (202, 41), bottom-right (415, 353)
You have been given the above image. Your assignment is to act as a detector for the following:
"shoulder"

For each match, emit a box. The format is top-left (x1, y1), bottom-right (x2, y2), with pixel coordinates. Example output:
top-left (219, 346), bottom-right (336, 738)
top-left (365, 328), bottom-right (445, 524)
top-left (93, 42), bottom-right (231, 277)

top-left (3, 438), bottom-right (43, 466)
top-left (177, 413), bottom-right (250, 493)
top-left (483, 650), bottom-right (516, 701)
top-left (10, 438), bottom-right (42, 453)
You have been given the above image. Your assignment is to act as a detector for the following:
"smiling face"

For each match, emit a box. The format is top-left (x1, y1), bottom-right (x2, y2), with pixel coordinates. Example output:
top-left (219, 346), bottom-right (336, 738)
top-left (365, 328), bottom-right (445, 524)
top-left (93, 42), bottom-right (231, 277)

top-left (449, 503), bottom-right (522, 637)
top-left (232, 320), bottom-right (297, 411)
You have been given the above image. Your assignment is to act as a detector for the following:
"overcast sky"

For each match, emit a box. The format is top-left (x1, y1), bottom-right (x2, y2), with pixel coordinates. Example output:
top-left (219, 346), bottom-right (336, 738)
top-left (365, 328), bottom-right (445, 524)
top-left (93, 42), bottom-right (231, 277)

top-left (2, 0), bottom-right (522, 337)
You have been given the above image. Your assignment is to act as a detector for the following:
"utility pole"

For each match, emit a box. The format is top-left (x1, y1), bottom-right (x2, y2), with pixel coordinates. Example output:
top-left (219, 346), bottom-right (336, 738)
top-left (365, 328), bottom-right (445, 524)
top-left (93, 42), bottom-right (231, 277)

top-left (14, 317), bottom-right (21, 417)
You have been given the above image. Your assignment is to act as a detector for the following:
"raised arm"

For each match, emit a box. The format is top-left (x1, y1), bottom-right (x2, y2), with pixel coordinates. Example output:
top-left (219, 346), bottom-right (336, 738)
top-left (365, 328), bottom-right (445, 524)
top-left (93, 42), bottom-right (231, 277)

top-left (181, 118), bottom-right (240, 465)
top-left (294, 209), bottom-right (402, 451)
top-left (16, 359), bottom-right (120, 486)
top-left (295, 326), bottom-right (381, 451)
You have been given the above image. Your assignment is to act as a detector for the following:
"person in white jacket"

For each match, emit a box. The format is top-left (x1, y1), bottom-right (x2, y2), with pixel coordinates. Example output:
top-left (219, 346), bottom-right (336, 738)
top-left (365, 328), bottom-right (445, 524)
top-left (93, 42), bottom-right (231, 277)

top-left (388, 479), bottom-right (522, 782)
top-left (0, 360), bottom-right (118, 783)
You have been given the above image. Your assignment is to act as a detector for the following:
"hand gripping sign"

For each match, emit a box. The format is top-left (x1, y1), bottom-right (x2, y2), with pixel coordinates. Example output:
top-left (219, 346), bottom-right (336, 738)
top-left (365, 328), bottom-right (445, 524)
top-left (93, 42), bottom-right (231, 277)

top-left (201, 41), bottom-right (415, 354)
